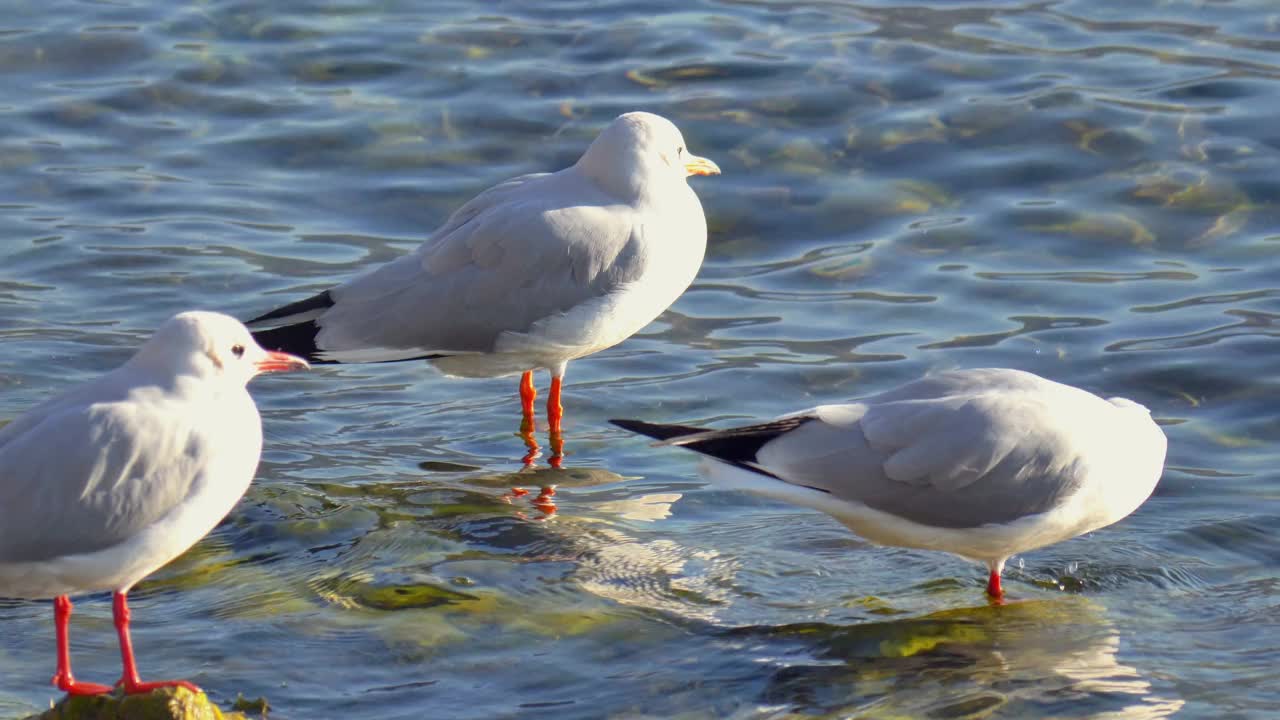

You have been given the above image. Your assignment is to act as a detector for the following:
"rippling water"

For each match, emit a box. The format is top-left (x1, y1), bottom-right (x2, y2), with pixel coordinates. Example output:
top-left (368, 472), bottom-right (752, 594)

top-left (2, 1), bottom-right (1279, 718)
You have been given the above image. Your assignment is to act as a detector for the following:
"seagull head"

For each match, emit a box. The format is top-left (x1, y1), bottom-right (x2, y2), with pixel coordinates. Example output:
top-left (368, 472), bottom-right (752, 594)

top-left (130, 311), bottom-right (310, 384)
top-left (576, 111), bottom-right (720, 200)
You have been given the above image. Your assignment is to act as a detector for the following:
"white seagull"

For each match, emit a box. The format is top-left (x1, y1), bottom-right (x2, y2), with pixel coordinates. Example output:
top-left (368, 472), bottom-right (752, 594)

top-left (0, 311), bottom-right (308, 695)
top-left (247, 111), bottom-right (719, 454)
top-left (611, 368), bottom-right (1168, 599)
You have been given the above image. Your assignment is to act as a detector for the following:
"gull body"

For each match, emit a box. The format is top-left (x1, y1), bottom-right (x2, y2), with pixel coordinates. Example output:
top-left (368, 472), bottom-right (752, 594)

top-left (248, 111), bottom-right (720, 446)
top-left (612, 368), bottom-right (1168, 599)
top-left (0, 311), bottom-right (308, 695)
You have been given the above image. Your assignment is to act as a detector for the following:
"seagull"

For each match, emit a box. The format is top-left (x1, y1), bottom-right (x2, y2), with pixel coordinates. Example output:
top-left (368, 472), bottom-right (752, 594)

top-left (0, 311), bottom-right (308, 696)
top-left (611, 368), bottom-right (1168, 600)
top-left (247, 111), bottom-right (720, 465)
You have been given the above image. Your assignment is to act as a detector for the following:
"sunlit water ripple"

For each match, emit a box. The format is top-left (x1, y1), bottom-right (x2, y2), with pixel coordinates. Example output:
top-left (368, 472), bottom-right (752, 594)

top-left (2, 0), bottom-right (1279, 718)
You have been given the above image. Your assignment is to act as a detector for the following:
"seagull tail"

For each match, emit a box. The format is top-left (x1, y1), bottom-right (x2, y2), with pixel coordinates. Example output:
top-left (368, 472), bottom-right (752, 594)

top-left (246, 290), bottom-right (336, 327)
top-left (246, 290), bottom-right (338, 364)
top-left (609, 418), bottom-right (709, 442)
top-left (610, 417), bottom-right (816, 485)
top-left (247, 290), bottom-right (450, 366)
top-left (611, 416), bottom-right (808, 459)
top-left (251, 321), bottom-right (335, 365)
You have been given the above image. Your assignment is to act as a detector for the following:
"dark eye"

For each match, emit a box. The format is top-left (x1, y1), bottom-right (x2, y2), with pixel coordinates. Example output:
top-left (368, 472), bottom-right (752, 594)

top-left (677, 146), bottom-right (685, 157)
top-left (231, 344), bottom-right (245, 359)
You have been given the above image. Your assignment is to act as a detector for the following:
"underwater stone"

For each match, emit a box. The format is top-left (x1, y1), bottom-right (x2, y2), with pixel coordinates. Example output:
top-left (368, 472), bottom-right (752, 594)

top-left (24, 686), bottom-right (263, 720)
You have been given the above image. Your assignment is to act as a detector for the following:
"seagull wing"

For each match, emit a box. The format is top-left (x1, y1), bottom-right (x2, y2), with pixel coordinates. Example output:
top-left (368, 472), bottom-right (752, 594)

top-left (620, 370), bottom-right (1132, 530)
top-left (754, 375), bottom-right (1110, 528)
top-left (254, 169), bottom-right (647, 363)
top-left (0, 398), bottom-right (207, 563)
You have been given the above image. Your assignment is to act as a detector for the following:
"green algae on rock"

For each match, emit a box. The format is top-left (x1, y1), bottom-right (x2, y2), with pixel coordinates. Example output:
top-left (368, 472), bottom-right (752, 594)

top-left (24, 687), bottom-right (264, 720)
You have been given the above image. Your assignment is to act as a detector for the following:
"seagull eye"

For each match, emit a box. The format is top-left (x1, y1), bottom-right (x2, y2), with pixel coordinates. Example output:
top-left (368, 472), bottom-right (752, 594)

top-left (231, 344), bottom-right (245, 359)
top-left (677, 146), bottom-right (685, 157)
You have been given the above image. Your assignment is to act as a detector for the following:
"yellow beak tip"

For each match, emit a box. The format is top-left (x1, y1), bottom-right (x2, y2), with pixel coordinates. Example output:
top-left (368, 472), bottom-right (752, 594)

top-left (684, 158), bottom-right (722, 177)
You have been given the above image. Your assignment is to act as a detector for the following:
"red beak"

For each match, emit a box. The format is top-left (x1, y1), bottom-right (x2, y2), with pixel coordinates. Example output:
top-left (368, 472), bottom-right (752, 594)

top-left (255, 350), bottom-right (310, 374)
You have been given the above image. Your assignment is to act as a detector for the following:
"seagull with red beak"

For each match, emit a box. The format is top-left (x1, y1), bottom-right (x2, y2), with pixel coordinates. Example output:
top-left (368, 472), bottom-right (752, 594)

top-left (0, 311), bottom-right (308, 695)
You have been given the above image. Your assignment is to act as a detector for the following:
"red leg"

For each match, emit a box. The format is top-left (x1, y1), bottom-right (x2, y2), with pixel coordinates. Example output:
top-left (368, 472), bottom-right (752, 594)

top-left (986, 569), bottom-right (1004, 600)
top-left (50, 595), bottom-right (113, 696)
top-left (546, 374), bottom-right (565, 469)
top-left (112, 591), bottom-right (201, 695)
top-left (519, 371), bottom-right (537, 423)
top-left (547, 375), bottom-right (563, 436)
top-left (516, 371), bottom-right (541, 468)
top-left (535, 375), bottom-right (560, 506)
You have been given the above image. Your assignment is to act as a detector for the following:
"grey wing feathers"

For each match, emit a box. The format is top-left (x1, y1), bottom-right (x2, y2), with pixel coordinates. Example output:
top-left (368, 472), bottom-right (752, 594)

top-left (309, 170), bottom-right (644, 358)
top-left (760, 393), bottom-right (1089, 529)
top-left (620, 371), bottom-right (1111, 530)
top-left (0, 401), bottom-right (202, 563)
top-left (859, 395), bottom-right (1036, 491)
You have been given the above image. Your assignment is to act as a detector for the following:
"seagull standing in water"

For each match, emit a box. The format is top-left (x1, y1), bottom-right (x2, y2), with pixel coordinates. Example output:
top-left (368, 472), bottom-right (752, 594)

top-left (0, 312), bottom-right (308, 695)
top-left (248, 111), bottom-right (719, 469)
top-left (612, 368), bottom-right (1167, 600)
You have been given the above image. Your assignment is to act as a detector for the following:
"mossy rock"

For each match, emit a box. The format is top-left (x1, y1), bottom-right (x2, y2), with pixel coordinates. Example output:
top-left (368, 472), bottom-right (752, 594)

top-left (25, 686), bottom-right (265, 720)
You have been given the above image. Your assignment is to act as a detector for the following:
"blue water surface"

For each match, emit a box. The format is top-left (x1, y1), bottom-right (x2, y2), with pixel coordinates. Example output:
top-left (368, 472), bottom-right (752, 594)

top-left (2, 1), bottom-right (1279, 718)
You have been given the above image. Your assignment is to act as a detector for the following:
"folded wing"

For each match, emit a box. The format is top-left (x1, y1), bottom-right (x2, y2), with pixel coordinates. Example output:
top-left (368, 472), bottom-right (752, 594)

top-left (251, 169), bottom-right (644, 363)
top-left (0, 401), bottom-right (204, 563)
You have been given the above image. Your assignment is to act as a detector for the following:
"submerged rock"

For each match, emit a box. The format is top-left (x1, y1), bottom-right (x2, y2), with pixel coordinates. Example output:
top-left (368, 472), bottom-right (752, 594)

top-left (25, 687), bottom-right (265, 720)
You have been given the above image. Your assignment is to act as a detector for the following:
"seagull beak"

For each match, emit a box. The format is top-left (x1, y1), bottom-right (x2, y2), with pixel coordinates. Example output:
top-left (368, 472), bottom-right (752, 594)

top-left (684, 154), bottom-right (721, 177)
top-left (255, 350), bottom-right (310, 374)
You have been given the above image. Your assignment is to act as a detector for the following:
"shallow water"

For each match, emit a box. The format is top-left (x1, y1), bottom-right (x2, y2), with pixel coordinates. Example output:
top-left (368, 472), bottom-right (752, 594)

top-left (1, 1), bottom-right (1279, 718)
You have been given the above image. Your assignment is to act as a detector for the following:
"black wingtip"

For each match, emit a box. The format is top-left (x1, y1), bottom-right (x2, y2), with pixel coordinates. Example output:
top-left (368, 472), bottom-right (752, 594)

top-left (609, 418), bottom-right (708, 441)
top-left (246, 290), bottom-right (335, 326)
top-left (251, 321), bottom-right (338, 365)
top-left (610, 416), bottom-right (808, 485)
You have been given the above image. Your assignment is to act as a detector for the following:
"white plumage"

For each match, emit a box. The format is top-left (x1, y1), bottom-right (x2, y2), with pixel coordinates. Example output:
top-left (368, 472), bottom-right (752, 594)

top-left (248, 111), bottom-right (719, 438)
top-left (612, 368), bottom-right (1168, 599)
top-left (0, 311), bottom-right (308, 695)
